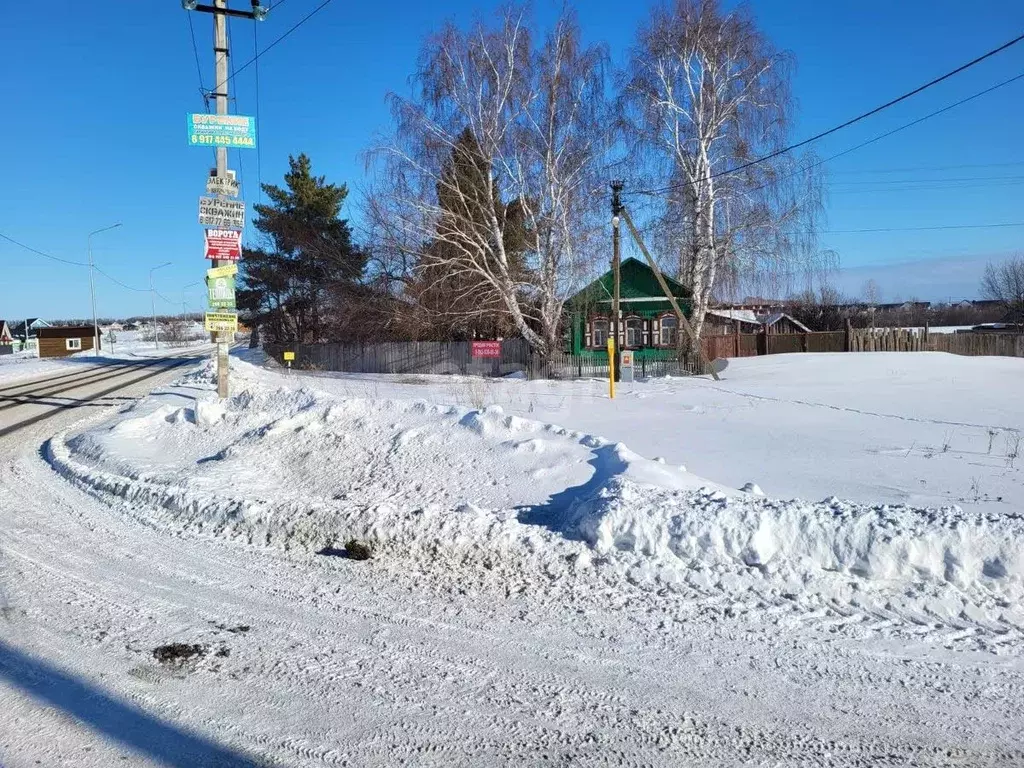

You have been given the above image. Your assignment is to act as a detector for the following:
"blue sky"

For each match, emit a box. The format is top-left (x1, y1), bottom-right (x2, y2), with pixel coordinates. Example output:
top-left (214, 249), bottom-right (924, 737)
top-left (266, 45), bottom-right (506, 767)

top-left (1, 0), bottom-right (1022, 319)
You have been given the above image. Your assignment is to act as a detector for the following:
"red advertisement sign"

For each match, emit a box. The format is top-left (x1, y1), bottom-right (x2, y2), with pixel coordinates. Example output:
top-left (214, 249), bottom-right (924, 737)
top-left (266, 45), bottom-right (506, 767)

top-left (471, 340), bottom-right (502, 358)
top-left (204, 229), bottom-right (243, 260)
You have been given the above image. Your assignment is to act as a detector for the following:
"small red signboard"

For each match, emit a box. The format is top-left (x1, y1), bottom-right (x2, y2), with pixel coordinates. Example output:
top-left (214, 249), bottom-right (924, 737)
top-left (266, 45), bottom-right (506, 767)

top-left (204, 229), bottom-right (243, 261)
top-left (471, 340), bottom-right (502, 358)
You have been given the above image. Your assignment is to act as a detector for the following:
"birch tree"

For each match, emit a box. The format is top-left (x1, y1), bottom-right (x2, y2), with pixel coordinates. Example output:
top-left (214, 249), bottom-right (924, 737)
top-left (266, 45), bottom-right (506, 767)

top-left (623, 0), bottom-right (830, 342)
top-left (369, 7), bottom-right (609, 356)
top-left (980, 255), bottom-right (1024, 326)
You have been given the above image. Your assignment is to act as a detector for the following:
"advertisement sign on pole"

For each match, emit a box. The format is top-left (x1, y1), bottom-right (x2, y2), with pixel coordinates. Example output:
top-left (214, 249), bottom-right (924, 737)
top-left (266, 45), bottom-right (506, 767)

top-left (199, 197), bottom-right (245, 230)
top-left (471, 340), bottom-right (502, 359)
top-left (207, 263), bottom-right (239, 280)
top-left (207, 273), bottom-right (236, 309)
top-left (204, 229), bottom-right (243, 260)
top-left (187, 114), bottom-right (257, 149)
top-left (206, 169), bottom-right (239, 197)
top-left (204, 312), bottom-right (239, 333)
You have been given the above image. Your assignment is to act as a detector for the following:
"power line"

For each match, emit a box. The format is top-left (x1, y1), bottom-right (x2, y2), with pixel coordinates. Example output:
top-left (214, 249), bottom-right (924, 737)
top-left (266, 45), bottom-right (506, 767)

top-left (830, 173), bottom-right (1024, 186)
top-left (828, 160), bottom-right (1024, 176)
top-left (0, 232), bottom-right (88, 267)
top-left (254, 21), bottom-right (264, 205)
top-left (187, 11), bottom-right (209, 111)
top-left (630, 32), bottom-right (1024, 197)
top-left (94, 267), bottom-right (149, 293)
top-left (206, 0), bottom-right (337, 98)
top-left (820, 221), bottom-right (1024, 234)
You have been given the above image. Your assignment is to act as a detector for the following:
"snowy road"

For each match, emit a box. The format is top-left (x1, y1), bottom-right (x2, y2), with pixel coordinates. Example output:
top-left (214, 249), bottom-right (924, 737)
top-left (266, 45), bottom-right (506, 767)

top-left (0, 358), bottom-right (1022, 766)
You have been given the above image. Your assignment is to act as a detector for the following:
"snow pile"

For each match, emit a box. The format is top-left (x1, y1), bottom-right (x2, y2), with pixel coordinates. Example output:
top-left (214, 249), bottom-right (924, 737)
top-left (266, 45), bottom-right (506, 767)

top-left (566, 481), bottom-right (1024, 619)
top-left (46, 357), bottom-right (1024, 636)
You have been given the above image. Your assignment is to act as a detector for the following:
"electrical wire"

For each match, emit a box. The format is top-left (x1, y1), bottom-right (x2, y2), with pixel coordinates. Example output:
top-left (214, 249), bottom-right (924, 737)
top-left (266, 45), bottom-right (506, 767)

top-left (817, 221), bottom-right (1024, 235)
top-left (828, 160), bottom-right (1024, 176)
top-left (254, 21), bottom-right (264, 204)
top-left (829, 173), bottom-right (1024, 186)
top-left (206, 0), bottom-right (336, 97)
top-left (94, 268), bottom-right (149, 293)
top-left (0, 232), bottom-right (88, 267)
top-left (629, 32), bottom-right (1024, 197)
top-left (187, 11), bottom-right (209, 111)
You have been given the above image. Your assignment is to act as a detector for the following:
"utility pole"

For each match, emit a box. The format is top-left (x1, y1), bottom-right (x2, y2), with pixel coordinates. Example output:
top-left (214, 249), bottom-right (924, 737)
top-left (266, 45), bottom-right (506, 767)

top-left (88, 222), bottom-right (122, 357)
top-left (610, 180), bottom-right (624, 382)
top-left (185, 0), bottom-right (266, 399)
top-left (212, 0), bottom-right (231, 397)
top-left (150, 262), bottom-right (172, 349)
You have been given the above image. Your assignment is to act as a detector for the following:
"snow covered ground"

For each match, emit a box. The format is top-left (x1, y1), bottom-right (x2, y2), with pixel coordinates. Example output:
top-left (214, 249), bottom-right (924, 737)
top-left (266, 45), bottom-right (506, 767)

top-left (4, 350), bottom-right (1024, 764)
top-left (251, 351), bottom-right (1024, 514)
top-left (0, 329), bottom-right (211, 387)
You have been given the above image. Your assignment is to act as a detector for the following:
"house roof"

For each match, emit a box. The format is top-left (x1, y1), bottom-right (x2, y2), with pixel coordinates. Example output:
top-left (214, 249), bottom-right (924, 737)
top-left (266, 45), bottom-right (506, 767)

top-left (569, 257), bottom-right (691, 306)
top-left (707, 309), bottom-right (760, 324)
top-left (9, 318), bottom-right (51, 335)
top-left (762, 312), bottom-right (811, 332)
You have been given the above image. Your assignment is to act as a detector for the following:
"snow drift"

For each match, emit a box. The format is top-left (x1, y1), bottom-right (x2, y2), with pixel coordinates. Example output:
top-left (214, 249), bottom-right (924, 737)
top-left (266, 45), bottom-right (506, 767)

top-left (46, 357), bottom-right (1024, 635)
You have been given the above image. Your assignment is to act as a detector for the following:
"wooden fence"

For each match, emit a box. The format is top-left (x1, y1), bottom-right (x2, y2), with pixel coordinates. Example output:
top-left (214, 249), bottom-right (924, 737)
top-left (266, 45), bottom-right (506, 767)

top-left (265, 339), bottom-right (532, 377)
top-left (847, 328), bottom-right (1024, 357)
top-left (264, 328), bottom-right (1024, 381)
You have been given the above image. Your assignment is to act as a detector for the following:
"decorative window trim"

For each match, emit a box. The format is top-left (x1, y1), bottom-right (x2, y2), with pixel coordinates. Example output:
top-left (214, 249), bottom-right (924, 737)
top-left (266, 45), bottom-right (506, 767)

top-left (590, 317), bottom-right (610, 349)
top-left (624, 316), bottom-right (643, 348)
top-left (658, 313), bottom-right (678, 347)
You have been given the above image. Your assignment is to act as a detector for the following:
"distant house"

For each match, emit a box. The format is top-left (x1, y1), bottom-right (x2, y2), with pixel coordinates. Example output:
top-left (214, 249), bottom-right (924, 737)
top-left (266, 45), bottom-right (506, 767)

top-left (704, 309), bottom-right (761, 335)
top-left (10, 318), bottom-right (52, 342)
top-left (705, 308), bottom-right (811, 335)
top-left (37, 326), bottom-right (99, 358)
top-left (0, 321), bottom-right (12, 355)
top-left (565, 257), bottom-right (692, 357)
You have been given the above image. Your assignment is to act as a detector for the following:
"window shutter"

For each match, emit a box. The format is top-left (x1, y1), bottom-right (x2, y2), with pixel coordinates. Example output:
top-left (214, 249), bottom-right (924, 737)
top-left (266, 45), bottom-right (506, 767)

top-left (642, 319), bottom-right (649, 346)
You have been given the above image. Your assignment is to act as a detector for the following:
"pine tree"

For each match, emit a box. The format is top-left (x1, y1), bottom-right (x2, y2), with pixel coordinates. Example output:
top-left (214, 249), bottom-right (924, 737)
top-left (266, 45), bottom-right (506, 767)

top-left (239, 154), bottom-right (366, 343)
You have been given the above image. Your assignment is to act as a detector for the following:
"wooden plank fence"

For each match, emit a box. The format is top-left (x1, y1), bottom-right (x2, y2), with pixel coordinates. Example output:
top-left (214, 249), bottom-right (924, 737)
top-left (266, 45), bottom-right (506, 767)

top-left (263, 328), bottom-right (1024, 381)
top-left (849, 328), bottom-right (1024, 357)
top-left (265, 339), bottom-right (532, 377)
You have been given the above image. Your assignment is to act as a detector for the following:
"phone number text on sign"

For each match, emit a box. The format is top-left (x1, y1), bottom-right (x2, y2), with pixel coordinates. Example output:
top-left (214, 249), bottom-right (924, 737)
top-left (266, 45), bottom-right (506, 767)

top-left (199, 197), bottom-right (245, 230)
top-left (187, 114), bottom-right (257, 149)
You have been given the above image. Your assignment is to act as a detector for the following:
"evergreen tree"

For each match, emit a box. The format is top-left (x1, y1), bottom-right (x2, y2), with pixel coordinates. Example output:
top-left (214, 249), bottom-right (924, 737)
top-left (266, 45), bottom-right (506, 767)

top-left (238, 154), bottom-right (366, 343)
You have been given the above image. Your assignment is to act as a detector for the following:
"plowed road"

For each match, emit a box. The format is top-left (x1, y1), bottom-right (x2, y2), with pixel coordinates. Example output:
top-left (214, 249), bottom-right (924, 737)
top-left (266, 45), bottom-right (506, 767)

top-left (0, 353), bottom-right (1019, 767)
top-left (0, 354), bottom-right (203, 439)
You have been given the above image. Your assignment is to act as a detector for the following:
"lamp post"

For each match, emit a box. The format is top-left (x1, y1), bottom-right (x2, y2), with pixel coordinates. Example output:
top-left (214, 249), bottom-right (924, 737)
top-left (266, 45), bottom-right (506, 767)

top-left (88, 223), bottom-right (122, 357)
top-left (182, 281), bottom-right (202, 321)
top-left (150, 262), bottom-right (172, 349)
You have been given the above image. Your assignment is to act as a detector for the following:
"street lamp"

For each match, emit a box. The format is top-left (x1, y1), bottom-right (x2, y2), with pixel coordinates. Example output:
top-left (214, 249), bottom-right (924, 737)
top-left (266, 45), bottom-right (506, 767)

top-left (150, 262), bottom-right (173, 349)
top-left (88, 223), bottom-right (122, 357)
top-left (182, 281), bottom-right (203, 321)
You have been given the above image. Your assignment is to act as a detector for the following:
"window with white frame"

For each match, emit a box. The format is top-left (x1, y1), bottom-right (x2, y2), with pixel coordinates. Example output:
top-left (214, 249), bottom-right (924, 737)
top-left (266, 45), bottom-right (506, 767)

top-left (592, 319), bottom-right (609, 348)
top-left (660, 315), bottom-right (677, 346)
top-left (66, 338), bottom-right (82, 351)
top-left (625, 317), bottom-right (642, 347)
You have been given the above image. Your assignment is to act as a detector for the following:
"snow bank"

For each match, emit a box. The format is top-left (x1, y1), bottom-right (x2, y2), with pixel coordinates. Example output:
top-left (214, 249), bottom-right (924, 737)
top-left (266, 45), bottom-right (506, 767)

top-left (566, 481), bottom-right (1024, 619)
top-left (46, 356), bottom-right (1024, 637)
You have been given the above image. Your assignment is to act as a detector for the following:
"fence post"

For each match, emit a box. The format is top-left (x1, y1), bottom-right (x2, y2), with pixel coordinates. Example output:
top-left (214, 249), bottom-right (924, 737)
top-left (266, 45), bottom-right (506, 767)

top-left (734, 320), bottom-right (740, 358)
top-left (845, 318), bottom-right (852, 352)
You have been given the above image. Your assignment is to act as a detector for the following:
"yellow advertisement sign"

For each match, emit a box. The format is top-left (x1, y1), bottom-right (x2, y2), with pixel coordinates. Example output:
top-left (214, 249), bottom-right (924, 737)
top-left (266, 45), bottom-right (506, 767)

top-left (204, 312), bottom-right (239, 333)
top-left (207, 263), bottom-right (239, 280)
top-left (283, 351), bottom-right (295, 361)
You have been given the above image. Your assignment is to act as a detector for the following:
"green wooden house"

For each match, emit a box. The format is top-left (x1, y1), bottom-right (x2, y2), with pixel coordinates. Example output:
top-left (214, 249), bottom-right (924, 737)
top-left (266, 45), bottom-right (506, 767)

top-left (566, 257), bottom-right (692, 358)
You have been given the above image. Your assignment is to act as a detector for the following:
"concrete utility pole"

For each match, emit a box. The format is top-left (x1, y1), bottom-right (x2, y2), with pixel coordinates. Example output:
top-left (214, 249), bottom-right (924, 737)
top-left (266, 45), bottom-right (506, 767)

top-left (87, 222), bottom-right (122, 357)
top-left (150, 262), bottom-right (172, 349)
top-left (610, 180), bottom-right (624, 381)
top-left (186, 1), bottom-right (265, 398)
top-left (212, 0), bottom-right (231, 398)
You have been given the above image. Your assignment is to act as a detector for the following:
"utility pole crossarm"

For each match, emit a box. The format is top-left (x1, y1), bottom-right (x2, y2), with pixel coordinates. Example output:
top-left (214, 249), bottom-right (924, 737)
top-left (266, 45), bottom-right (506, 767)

top-left (618, 206), bottom-right (720, 382)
